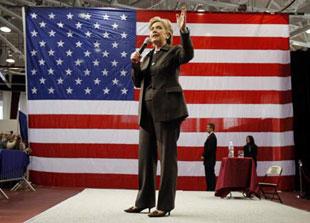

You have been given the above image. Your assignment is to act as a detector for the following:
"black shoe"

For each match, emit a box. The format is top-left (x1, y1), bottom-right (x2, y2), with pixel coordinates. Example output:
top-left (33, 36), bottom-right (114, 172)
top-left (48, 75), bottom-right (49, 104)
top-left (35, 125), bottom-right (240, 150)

top-left (148, 210), bottom-right (170, 217)
top-left (124, 206), bottom-right (151, 213)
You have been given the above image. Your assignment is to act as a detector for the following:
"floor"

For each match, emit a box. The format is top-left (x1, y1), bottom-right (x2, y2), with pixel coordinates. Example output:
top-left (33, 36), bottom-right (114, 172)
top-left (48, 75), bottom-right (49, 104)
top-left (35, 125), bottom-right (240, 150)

top-left (0, 186), bottom-right (309, 223)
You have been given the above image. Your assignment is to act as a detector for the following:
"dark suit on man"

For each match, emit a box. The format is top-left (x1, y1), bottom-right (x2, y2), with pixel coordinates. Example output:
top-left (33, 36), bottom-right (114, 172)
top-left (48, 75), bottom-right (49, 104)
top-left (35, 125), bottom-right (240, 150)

top-left (202, 132), bottom-right (217, 191)
top-left (131, 31), bottom-right (193, 211)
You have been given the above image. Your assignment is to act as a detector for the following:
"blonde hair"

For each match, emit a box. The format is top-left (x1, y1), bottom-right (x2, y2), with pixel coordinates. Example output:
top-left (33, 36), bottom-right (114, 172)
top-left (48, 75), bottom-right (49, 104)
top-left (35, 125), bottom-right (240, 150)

top-left (148, 16), bottom-right (173, 45)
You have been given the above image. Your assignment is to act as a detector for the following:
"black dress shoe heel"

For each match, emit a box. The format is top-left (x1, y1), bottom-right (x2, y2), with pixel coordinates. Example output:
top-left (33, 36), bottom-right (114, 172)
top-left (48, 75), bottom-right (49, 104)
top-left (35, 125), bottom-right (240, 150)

top-left (148, 210), bottom-right (170, 217)
top-left (124, 206), bottom-right (151, 213)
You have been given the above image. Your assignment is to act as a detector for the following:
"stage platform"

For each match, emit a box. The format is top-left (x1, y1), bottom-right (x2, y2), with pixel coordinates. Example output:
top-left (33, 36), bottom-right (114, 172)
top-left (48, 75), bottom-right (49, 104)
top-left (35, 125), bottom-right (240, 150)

top-left (25, 189), bottom-right (310, 223)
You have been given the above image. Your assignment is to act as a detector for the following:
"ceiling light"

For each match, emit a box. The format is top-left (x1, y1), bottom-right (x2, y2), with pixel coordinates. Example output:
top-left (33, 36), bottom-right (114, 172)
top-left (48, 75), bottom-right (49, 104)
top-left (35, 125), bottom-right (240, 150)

top-left (6, 58), bottom-right (15, 63)
top-left (0, 26), bottom-right (11, 33)
top-left (306, 29), bottom-right (310, 34)
top-left (195, 4), bottom-right (205, 12)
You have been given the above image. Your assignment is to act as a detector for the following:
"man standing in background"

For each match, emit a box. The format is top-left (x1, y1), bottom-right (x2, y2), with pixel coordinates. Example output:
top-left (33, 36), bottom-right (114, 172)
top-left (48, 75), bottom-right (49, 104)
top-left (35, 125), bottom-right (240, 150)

top-left (201, 123), bottom-right (217, 191)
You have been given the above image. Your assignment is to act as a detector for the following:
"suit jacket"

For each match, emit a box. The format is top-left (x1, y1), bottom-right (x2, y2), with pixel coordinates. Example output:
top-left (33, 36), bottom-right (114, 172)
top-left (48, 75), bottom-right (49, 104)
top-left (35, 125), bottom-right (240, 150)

top-left (131, 31), bottom-right (194, 125)
top-left (202, 133), bottom-right (217, 166)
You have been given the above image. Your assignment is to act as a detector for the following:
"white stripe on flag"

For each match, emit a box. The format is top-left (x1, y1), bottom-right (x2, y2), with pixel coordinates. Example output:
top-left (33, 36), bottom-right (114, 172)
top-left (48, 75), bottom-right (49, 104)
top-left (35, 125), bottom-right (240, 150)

top-left (141, 49), bottom-right (290, 64)
top-left (27, 101), bottom-right (293, 118)
top-left (28, 129), bottom-right (294, 147)
top-left (137, 23), bottom-right (290, 37)
top-left (29, 156), bottom-right (295, 177)
top-left (180, 76), bottom-right (291, 91)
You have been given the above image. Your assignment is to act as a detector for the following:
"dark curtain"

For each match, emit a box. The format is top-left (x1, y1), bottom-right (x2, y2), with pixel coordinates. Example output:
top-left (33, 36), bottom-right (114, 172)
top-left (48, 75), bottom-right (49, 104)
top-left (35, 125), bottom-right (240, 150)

top-left (291, 50), bottom-right (310, 198)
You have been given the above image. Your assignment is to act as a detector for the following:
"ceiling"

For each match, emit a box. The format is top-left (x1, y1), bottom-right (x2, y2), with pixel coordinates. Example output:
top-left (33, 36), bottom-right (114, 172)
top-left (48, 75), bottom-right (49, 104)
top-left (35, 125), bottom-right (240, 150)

top-left (0, 0), bottom-right (310, 91)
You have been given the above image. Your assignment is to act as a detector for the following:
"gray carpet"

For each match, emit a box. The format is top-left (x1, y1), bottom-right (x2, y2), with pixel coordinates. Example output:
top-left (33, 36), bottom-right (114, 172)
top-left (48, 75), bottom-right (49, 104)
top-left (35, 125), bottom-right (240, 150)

top-left (25, 189), bottom-right (310, 223)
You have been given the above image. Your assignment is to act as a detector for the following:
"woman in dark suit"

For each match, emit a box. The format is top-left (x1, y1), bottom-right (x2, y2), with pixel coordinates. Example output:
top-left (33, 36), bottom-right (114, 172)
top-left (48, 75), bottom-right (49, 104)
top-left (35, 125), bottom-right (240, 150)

top-left (243, 135), bottom-right (258, 167)
top-left (124, 7), bottom-right (193, 217)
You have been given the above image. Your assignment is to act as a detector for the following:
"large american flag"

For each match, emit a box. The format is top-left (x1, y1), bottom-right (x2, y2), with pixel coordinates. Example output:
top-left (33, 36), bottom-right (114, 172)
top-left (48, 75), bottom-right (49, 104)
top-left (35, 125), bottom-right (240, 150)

top-left (25, 8), bottom-right (294, 190)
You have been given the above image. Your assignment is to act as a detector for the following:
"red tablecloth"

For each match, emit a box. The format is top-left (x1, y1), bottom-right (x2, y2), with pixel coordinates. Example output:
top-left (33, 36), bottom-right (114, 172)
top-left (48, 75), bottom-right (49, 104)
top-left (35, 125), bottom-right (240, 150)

top-left (215, 157), bottom-right (259, 198)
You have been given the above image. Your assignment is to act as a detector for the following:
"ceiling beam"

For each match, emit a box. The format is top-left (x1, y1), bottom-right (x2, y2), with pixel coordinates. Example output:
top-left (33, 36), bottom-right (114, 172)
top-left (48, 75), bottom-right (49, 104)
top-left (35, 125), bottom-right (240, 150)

top-left (0, 4), bottom-right (22, 21)
top-left (290, 40), bottom-right (310, 48)
top-left (43, 0), bottom-right (71, 7)
top-left (290, 24), bottom-right (310, 37)
top-left (0, 33), bottom-right (24, 57)
top-left (0, 16), bottom-right (23, 35)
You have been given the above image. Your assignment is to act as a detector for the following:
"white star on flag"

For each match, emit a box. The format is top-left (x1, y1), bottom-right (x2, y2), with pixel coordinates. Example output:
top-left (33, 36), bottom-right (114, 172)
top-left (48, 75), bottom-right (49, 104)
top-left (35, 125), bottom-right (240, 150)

top-left (39, 21), bottom-right (46, 27)
top-left (39, 40), bottom-right (46, 47)
top-left (102, 50), bottom-right (109, 57)
top-left (39, 77), bottom-right (46, 84)
top-left (84, 69), bottom-right (91, 76)
top-left (31, 30), bottom-right (38, 37)
top-left (39, 59), bottom-right (45, 65)
top-left (57, 78), bottom-right (64, 84)
top-left (31, 87), bottom-right (38, 94)
top-left (111, 60), bottom-right (118, 67)
top-left (57, 22), bottom-right (64, 28)
top-left (92, 59), bottom-right (99, 66)
top-left (76, 22), bottom-right (82, 29)
top-left (65, 68), bottom-right (72, 75)
top-left (103, 87), bottom-right (110, 94)
top-left (112, 23), bottom-right (119, 29)
top-left (120, 14), bottom-right (127, 21)
top-left (103, 31), bottom-right (109, 38)
top-left (84, 50), bottom-right (91, 57)
top-left (67, 13), bottom-right (73, 19)
top-left (102, 14), bottom-right (109, 20)
top-left (48, 30), bottom-right (56, 37)
top-left (112, 41), bottom-right (119, 48)
top-left (120, 70), bottom-right (127, 76)
top-left (66, 87), bottom-right (73, 94)
top-left (112, 78), bottom-right (119, 85)
top-left (121, 51), bottom-right (127, 58)
top-left (75, 78), bottom-right (82, 85)
top-left (31, 50), bottom-right (37, 56)
top-left (121, 88), bottom-right (128, 94)
top-left (57, 40), bottom-right (64, 47)
top-left (94, 78), bottom-right (101, 85)
top-left (85, 31), bottom-right (92, 37)
top-left (75, 59), bottom-right (83, 66)
top-left (48, 68), bottom-right (54, 75)
top-left (48, 49), bottom-right (55, 56)
top-left (101, 69), bottom-right (108, 76)
top-left (84, 87), bottom-right (92, 94)
top-left (48, 87), bottom-right (55, 94)
top-left (30, 13), bottom-right (37, 19)
top-left (48, 12), bottom-right (55, 19)
top-left (67, 31), bottom-right (73, 37)
top-left (94, 22), bottom-right (100, 29)
top-left (66, 49), bottom-right (73, 56)
top-left (76, 41), bottom-right (82, 48)
top-left (121, 32), bottom-right (128, 38)
top-left (56, 58), bottom-right (63, 65)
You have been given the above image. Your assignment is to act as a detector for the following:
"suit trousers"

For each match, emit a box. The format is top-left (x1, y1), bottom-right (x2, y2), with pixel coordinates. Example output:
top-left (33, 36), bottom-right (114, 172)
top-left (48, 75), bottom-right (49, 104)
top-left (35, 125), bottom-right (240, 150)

top-left (204, 162), bottom-right (216, 191)
top-left (135, 100), bottom-right (181, 211)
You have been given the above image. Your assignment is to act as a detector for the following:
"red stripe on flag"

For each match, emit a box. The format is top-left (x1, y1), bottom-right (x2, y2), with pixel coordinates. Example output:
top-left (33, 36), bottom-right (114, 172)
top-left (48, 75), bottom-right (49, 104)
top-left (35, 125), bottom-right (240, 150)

top-left (30, 143), bottom-right (294, 161)
top-left (29, 171), bottom-right (294, 191)
top-left (28, 115), bottom-right (293, 132)
top-left (137, 36), bottom-right (289, 50)
top-left (134, 90), bottom-right (292, 104)
top-left (180, 63), bottom-right (290, 76)
top-left (136, 11), bottom-right (289, 24)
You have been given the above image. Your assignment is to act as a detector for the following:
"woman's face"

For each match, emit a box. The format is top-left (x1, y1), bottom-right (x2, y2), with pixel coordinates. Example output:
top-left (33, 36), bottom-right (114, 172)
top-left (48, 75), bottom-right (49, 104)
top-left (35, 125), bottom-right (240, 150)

top-left (149, 21), bottom-right (168, 46)
top-left (246, 137), bottom-right (250, 144)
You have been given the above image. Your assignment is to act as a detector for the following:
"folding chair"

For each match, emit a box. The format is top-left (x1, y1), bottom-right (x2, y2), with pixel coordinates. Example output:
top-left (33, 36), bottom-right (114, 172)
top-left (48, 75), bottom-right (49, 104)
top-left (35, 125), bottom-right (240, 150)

top-left (258, 165), bottom-right (283, 203)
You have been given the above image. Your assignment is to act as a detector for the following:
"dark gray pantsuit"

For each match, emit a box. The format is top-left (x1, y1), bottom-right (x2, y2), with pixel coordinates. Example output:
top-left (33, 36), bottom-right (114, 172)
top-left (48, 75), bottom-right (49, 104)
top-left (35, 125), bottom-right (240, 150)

top-left (135, 100), bottom-right (180, 211)
top-left (131, 30), bottom-right (193, 212)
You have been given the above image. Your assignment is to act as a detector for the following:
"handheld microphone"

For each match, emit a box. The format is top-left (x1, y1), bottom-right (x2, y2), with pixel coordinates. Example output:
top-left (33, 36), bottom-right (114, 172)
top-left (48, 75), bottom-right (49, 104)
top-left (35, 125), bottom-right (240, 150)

top-left (138, 37), bottom-right (151, 54)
